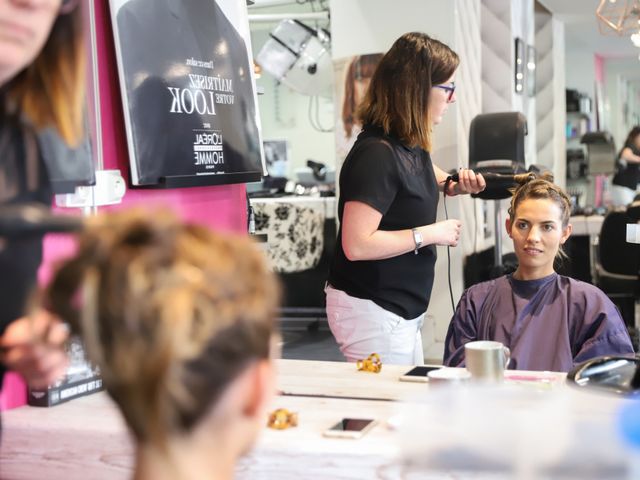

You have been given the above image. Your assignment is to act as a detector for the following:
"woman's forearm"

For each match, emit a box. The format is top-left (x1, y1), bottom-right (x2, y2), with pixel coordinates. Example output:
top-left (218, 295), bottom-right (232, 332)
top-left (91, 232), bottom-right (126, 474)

top-left (342, 228), bottom-right (420, 261)
top-left (621, 147), bottom-right (640, 164)
top-left (342, 222), bottom-right (460, 261)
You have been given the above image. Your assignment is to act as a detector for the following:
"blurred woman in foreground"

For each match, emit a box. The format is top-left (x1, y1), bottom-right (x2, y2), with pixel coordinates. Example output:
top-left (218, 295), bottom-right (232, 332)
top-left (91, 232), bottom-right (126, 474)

top-left (47, 210), bottom-right (280, 480)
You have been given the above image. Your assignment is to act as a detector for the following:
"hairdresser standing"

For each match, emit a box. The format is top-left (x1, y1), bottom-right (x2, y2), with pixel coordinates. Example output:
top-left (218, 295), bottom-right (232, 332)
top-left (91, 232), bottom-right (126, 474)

top-left (326, 32), bottom-right (485, 365)
top-left (611, 126), bottom-right (640, 207)
top-left (0, 0), bottom-right (84, 392)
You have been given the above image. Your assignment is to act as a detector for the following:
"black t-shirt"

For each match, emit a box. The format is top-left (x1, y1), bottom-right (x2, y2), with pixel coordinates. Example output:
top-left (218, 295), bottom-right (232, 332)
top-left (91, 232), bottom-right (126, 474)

top-left (0, 119), bottom-right (52, 384)
top-left (612, 143), bottom-right (640, 190)
top-left (328, 125), bottom-right (439, 319)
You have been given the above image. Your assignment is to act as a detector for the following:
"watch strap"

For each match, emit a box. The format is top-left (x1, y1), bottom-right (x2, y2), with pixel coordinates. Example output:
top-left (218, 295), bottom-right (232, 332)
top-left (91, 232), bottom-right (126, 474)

top-left (411, 228), bottom-right (422, 255)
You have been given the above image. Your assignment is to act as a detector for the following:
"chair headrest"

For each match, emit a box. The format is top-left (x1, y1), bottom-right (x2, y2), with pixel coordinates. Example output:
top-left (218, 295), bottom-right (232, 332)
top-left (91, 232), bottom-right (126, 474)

top-left (469, 112), bottom-right (527, 167)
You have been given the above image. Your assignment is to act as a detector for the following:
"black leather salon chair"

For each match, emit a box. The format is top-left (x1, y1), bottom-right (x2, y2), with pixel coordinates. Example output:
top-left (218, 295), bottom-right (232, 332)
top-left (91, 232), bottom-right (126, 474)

top-left (467, 112), bottom-right (528, 279)
top-left (594, 207), bottom-right (640, 334)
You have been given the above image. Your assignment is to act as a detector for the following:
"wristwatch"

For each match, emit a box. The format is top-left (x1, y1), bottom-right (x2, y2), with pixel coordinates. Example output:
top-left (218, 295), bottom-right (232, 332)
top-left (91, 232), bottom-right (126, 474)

top-left (411, 228), bottom-right (423, 255)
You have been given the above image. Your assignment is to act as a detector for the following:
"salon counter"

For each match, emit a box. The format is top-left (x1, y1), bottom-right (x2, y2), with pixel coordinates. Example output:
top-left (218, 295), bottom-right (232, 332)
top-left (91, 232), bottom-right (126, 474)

top-left (0, 391), bottom-right (397, 480)
top-left (0, 360), bottom-right (630, 480)
top-left (275, 359), bottom-right (567, 401)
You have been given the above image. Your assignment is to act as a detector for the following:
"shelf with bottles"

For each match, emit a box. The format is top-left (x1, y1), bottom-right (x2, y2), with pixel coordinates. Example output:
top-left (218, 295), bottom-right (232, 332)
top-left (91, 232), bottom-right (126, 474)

top-left (566, 113), bottom-right (591, 140)
top-left (565, 88), bottom-right (593, 140)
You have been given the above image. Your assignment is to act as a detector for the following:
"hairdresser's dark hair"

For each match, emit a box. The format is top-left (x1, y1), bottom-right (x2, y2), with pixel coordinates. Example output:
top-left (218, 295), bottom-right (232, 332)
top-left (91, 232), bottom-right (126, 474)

top-left (357, 32), bottom-right (459, 151)
top-left (621, 126), bottom-right (640, 155)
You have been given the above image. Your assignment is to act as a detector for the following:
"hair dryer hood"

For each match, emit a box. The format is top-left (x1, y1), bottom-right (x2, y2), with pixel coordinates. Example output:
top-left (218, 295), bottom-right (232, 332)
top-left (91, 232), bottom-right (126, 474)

top-left (256, 20), bottom-right (332, 97)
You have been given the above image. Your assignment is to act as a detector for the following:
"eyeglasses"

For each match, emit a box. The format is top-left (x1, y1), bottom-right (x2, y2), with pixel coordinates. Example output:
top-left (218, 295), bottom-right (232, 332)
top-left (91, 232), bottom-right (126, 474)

top-left (434, 82), bottom-right (456, 102)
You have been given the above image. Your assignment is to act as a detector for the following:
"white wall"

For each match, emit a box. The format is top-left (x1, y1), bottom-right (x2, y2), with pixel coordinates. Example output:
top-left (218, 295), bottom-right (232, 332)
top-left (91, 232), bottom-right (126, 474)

top-left (564, 48), bottom-right (595, 106)
top-left (603, 58), bottom-right (640, 149)
top-left (564, 38), bottom-right (596, 128)
top-left (330, 0), bottom-right (454, 59)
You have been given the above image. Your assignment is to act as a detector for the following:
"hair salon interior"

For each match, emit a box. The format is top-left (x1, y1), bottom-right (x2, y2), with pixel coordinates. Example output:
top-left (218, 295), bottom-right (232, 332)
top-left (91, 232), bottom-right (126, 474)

top-left (3, 0), bottom-right (640, 478)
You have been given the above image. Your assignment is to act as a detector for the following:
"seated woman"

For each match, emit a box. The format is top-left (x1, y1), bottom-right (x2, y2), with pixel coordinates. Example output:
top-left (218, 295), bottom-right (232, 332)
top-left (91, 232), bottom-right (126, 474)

top-left (443, 175), bottom-right (634, 372)
top-left (45, 209), bottom-right (279, 480)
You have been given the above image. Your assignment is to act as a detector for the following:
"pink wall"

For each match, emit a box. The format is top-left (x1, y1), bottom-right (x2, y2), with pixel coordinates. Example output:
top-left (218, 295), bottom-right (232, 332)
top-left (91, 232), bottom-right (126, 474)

top-left (594, 54), bottom-right (605, 85)
top-left (0, 0), bottom-right (250, 409)
top-left (94, 0), bottom-right (248, 230)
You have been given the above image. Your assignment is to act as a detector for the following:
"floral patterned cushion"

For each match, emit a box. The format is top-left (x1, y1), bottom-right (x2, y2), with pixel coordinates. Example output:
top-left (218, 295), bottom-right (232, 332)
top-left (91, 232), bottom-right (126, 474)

top-left (253, 201), bottom-right (324, 273)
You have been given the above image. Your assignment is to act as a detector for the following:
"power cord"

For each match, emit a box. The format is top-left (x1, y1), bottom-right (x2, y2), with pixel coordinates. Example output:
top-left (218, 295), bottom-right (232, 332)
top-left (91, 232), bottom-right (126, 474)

top-left (443, 176), bottom-right (456, 314)
top-left (307, 95), bottom-right (333, 133)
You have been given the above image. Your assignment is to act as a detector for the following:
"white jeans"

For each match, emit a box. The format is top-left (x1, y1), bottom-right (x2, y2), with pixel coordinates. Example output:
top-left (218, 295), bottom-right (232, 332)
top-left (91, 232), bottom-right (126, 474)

top-left (610, 184), bottom-right (636, 207)
top-left (325, 284), bottom-right (424, 365)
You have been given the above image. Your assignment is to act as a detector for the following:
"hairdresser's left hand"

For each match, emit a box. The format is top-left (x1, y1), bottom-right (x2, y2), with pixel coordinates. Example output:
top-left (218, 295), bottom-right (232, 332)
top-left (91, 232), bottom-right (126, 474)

top-left (451, 169), bottom-right (486, 195)
top-left (0, 310), bottom-right (69, 389)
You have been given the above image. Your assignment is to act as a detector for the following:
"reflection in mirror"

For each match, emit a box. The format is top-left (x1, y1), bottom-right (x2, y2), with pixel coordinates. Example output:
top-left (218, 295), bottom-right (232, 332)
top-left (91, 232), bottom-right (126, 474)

top-left (567, 356), bottom-right (640, 395)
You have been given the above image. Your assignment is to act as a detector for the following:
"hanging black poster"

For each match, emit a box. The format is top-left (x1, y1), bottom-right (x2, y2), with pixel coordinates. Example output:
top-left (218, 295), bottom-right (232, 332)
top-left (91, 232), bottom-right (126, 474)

top-left (110, 0), bottom-right (266, 187)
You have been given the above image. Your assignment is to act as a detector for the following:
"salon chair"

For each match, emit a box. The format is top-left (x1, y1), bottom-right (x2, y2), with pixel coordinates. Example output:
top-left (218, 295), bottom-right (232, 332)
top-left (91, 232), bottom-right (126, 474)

top-left (594, 205), bottom-right (640, 338)
top-left (466, 112), bottom-right (528, 280)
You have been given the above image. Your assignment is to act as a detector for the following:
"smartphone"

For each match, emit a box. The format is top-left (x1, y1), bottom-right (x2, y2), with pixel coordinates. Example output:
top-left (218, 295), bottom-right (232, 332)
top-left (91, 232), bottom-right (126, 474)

top-left (398, 365), bottom-right (443, 383)
top-left (322, 418), bottom-right (377, 439)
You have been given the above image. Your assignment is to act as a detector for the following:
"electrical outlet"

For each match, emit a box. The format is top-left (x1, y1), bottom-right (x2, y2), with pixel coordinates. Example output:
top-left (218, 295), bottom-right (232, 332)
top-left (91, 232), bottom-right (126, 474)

top-left (55, 170), bottom-right (126, 208)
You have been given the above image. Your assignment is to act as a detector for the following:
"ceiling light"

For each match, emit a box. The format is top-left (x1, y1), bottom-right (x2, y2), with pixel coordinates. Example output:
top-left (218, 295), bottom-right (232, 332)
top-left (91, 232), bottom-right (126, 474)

top-left (597, 0), bottom-right (640, 35)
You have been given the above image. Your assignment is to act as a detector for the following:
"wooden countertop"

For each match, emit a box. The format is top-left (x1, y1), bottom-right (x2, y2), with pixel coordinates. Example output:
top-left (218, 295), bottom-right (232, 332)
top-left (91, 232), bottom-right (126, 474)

top-left (0, 360), bottom-right (592, 480)
top-left (275, 359), bottom-right (567, 401)
top-left (1, 391), bottom-right (400, 480)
